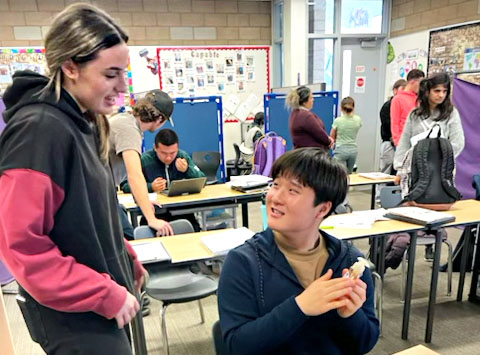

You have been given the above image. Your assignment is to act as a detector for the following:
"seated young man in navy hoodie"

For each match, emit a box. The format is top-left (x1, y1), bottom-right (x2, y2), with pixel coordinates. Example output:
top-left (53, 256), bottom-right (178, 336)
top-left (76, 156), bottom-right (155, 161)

top-left (218, 148), bottom-right (379, 355)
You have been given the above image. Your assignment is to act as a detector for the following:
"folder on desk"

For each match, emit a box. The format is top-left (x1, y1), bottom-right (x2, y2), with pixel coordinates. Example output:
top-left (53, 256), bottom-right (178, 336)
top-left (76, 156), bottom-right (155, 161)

top-left (384, 207), bottom-right (455, 227)
top-left (131, 240), bottom-right (171, 264)
top-left (358, 172), bottom-right (395, 180)
top-left (201, 227), bottom-right (255, 256)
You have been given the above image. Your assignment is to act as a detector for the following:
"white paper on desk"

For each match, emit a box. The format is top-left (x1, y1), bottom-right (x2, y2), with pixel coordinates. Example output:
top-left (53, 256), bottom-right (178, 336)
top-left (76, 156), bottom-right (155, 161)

top-left (228, 174), bottom-right (271, 186)
top-left (118, 193), bottom-right (158, 206)
top-left (201, 227), bottom-right (255, 256)
top-left (131, 240), bottom-right (171, 264)
top-left (321, 209), bottom-right (388, 229)
top-left (358, 172), bottom-right (394, 180)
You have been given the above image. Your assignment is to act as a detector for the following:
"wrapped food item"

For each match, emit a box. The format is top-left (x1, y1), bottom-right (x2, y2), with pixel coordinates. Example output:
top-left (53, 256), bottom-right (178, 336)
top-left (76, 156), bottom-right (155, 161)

top-left (344, 257), bottom-right (370, 279)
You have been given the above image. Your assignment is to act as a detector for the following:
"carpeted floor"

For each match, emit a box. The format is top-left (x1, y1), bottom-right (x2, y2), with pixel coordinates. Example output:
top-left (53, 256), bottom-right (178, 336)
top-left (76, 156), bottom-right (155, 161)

top-left (3, 187), bottom-right (480, 354)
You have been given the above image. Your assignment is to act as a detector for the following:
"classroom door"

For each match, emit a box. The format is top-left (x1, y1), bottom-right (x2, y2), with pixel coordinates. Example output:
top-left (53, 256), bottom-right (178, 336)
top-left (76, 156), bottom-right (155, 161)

top-left (340, 38), bottom-right (384, 172)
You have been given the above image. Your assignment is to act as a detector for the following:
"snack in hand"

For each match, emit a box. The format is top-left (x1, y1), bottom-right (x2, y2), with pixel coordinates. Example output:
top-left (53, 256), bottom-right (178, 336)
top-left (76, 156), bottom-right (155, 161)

top-left (344, 257), bottom-right (370, 279)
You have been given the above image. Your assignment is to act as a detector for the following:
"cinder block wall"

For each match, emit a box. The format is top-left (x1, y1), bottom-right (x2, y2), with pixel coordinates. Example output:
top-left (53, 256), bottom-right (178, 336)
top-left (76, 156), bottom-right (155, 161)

top-left (0, 0), bottom-right (272, 47)
top-left (391, 0), bottom-right (480, 37)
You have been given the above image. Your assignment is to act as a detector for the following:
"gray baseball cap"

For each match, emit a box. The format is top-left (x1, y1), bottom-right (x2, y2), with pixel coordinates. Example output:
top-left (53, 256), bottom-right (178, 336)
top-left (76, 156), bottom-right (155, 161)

top-left (146, 89), bottom-right (174, 120)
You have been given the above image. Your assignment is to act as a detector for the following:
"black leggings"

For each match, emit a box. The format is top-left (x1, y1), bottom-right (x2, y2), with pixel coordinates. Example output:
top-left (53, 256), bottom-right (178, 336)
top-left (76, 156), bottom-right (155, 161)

top-left (17, 287), bottom-right (132, 355)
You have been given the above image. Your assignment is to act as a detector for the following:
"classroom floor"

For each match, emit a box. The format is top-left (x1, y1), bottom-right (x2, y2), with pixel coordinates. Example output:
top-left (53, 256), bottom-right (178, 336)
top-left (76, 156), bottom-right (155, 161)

top-left (3, 187), bottom-right (480, 354)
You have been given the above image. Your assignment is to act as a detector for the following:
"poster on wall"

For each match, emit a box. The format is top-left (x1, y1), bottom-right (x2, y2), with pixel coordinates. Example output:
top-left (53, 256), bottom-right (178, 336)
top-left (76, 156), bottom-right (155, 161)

top-left (0, 48), bottom-right (46, 94)
top-left (428, 21), bottom-right (480, 83)
top-left (128, 46), bottom-right (161, 95)
top-left (384, 31), bottom-right (429, 100)
top-left (157, 46), bottom-right (270, 121)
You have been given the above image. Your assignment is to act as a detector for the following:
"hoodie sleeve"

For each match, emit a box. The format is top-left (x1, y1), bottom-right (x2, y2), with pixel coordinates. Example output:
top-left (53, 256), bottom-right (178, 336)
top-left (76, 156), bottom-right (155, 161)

top-left (0, 169), bottom-right (127, 319)
top-left (218, 247), bottom-right (309, 355)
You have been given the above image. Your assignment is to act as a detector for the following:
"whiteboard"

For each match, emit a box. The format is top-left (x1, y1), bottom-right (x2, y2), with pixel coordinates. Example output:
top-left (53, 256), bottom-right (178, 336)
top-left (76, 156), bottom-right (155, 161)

top-left (157, 46), bottom-right (270, 121)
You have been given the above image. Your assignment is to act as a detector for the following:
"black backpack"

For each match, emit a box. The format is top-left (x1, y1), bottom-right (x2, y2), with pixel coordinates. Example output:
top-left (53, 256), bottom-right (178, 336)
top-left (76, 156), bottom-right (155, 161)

top-left (405, 124), bottom-right (462, 210)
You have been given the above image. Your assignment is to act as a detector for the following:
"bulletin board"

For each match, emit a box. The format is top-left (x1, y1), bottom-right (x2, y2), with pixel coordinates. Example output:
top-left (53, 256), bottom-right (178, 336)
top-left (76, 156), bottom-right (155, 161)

top-left (264, 91), bottom-right (339, 151)
top-left (0, 48), bottom-right (46, 94)
top-left (428, 21), bottom-right (480, 83)
top-left (142, 96), bottom-right (226, 182)
top-left (157, 46), bottom-right (270, 121)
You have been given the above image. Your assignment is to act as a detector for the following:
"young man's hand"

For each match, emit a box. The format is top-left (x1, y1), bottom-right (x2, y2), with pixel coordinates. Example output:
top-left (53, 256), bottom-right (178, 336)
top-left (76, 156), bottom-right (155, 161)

top-left (295, 269), bottom-right (353, 316)
top-left (114, 292), bottom-right (140, 329)
top-left (175, 158), bottom-right (188, 173)
top-left (152, 177), bottom-right (167, 192)
top-left (394, 175), bottom-right (401, 185)
top-left (148, 218), bottom-right (174, 236)
top-left (337, 268), bottom-right (367, 318)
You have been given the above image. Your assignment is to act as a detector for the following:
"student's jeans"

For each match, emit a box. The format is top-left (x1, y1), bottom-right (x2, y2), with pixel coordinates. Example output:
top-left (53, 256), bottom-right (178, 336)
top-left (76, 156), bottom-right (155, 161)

top-left (16, 286), bottom-right (132, 355)
top-left (334, 145), bottom-right (357, 174)
top-left (118, 203), bottom-right (134, 240)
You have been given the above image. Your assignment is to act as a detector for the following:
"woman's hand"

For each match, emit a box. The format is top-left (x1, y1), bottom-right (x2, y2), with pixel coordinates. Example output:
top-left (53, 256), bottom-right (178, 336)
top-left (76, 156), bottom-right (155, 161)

top-left (114, 293), bottom-right (140, 328)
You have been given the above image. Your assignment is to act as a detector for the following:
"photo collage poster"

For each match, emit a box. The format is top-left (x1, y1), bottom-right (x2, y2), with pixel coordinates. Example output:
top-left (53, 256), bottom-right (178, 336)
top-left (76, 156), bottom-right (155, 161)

top-left (157, 46), bottom-right (269, 121)
top-left (0, 48), bottom-right (46, 94)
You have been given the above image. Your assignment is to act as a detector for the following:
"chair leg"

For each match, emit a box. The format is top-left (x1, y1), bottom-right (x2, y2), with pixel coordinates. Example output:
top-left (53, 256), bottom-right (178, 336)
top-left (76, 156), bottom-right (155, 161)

top-left (160, 303), bottom-right (169, 355)
top-left (401, 249), bottom-right (408, 302)
top-left (198, 299), bottom-right (205, 324)
top-left (445, 239), bottom-right (453, 296)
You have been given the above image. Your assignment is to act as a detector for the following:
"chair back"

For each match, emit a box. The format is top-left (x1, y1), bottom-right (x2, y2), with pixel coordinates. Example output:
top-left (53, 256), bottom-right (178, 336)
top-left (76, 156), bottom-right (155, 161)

top-left (193, 151), bottom-right (221, 184)
top-left (212, 320), bottom-right (227, 355)
top-left (380, 186), bottom-right (402, 209)
top-left (170, 219), bottom-right (195, 235)
top-left (133, 219), bottom-right (194, 239)
top-left (233, 143), bottom-right (241, 167)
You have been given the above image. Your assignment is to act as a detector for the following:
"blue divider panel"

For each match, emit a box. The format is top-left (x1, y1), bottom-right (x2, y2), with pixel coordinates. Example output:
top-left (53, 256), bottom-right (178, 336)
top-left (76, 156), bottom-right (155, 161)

top-left (264, 91), bottom-right (338, 151)
top-left (143, 96), bottom-right (225, 182)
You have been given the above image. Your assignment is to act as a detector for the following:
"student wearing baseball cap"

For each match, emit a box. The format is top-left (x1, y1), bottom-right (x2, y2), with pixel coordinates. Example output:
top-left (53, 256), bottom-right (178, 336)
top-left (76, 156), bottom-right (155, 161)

top-left (109, 89), bottom-right (175, 241)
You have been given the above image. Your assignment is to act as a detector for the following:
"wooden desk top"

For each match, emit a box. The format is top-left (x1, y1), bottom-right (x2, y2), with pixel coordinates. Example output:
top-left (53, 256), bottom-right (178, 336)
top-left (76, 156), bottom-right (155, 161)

top-left (0, 292), bottom-right (15, 355)
top-left (348, 174), bottom-right (396, 186)
top-left (393, 345), bottom-right (440, 355)
top-left (130, 229), bottom-right (228, 263)
top-left (119, 184), bottom-right (264, 209)
top-left (323, 199), bottom-right (480, 241)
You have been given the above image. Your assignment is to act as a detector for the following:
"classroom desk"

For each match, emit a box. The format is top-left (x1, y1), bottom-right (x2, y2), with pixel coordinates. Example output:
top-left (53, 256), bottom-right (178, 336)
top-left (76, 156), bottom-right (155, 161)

top-left (348, 174), bottom-right (396, 209)
top-left (323, 199), bottom-right (480, 343)
top-left (119, 184), bottom-right (265, 228)
top-left (130, 229), bottom-right (226, 263)
top-left (322, 213), bottom-right (423, 341)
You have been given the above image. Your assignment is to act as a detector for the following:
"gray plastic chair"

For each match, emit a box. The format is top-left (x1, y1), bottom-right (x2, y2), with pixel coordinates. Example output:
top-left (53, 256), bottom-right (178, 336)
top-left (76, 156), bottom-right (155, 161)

top-left (134, 220), bottom-right (218, 355)
top-left (212, 320), bottom-right (227, 355)
top-left (379, 186), bottom-right (453, 301)
top-left (193, 151), bottom-right (221, 185)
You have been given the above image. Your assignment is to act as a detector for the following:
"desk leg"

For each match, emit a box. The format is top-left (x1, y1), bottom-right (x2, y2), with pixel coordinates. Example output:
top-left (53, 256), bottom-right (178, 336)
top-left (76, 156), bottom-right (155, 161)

top-left (402, 232), bottom-right (417, 340)
top-left (130, 210), bottom-right (140, 228)
top-left (378, 235), bottom-right (386, 280)
top-left (370, 185), bottom-right (376, 210)
top-left (425, 231), bottom-right (442, 343)
top-left (241, 203), bottom-right (249, 228)
top-left (457, 226), bottom-right (473, 302)
top-left (131, 305), bottom-right (148, 355)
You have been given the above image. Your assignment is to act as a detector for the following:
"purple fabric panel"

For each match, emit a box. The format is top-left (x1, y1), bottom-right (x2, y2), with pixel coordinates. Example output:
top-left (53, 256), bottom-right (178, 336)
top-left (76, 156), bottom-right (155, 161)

top-left (0, 98), bottom-right (5, 134)
top-left (452, 78), bottom-right (480, 199)
top-left (0, 259), bottom-right (14, 285)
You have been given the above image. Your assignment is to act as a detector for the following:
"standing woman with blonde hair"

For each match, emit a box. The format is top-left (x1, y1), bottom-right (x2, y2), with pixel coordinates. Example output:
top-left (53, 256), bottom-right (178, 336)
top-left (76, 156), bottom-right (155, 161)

top-left (287, 86), bottom-right (333, 150)
top-left (0, 4), bottom-right (143, 353)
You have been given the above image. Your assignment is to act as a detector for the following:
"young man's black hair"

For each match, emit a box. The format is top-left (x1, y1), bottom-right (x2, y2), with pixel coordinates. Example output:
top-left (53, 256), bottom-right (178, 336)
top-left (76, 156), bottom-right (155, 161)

top-left (155, 128), bottom-right (178, 146)
top-left (270, 148), bottom-right (348, 217)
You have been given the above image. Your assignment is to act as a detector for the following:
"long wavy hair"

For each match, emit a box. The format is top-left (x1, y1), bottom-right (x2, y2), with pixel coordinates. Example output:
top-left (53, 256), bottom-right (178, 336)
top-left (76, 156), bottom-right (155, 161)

top-left (42, 3), bottom-right (129, 163)
top-left (286, 86), bottom-right (311, 110)
top-left (413, 73), bottom-right (453, 122)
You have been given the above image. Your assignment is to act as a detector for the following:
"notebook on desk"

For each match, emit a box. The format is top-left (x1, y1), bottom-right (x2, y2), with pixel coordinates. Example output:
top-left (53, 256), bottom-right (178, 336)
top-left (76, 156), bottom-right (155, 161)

top-left (131, 240), bottom-right (171, 264)
top-left (160, 177), bottom-right (207, 197)
top-left (384, 207), bottom-right (455, 227)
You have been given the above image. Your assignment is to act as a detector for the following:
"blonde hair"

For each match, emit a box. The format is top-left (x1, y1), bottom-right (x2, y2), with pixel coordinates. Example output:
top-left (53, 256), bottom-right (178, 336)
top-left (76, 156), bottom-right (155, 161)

top-left (43, 3), bottom-right (128, 163)
top-left (286, 86), bottom-right (311, 110)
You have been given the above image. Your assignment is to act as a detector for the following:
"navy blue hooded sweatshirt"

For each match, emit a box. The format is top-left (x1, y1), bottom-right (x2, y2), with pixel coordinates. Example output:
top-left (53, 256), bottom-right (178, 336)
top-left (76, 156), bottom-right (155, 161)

top-left (218, 228), bottom-right (379, 354)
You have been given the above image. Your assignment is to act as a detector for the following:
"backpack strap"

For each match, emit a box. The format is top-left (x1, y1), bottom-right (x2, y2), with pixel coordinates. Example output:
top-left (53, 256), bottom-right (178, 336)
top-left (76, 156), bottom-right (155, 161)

top-left (439, 138), bottom-right (462, 200)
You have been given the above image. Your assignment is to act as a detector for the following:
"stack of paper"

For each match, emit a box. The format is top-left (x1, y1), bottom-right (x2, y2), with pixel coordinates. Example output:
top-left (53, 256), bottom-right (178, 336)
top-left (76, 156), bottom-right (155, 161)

top-left (201, 227), bottom-right (255, 256)
top-left (131, 240), bottom-right (170, 264)
top-left (118, 193), bottom-right (158, 206)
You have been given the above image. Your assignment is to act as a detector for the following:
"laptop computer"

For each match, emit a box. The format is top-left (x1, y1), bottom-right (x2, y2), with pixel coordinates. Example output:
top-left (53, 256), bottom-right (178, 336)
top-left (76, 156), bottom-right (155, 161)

top-left (160, 177), bottom-right (207, 197)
